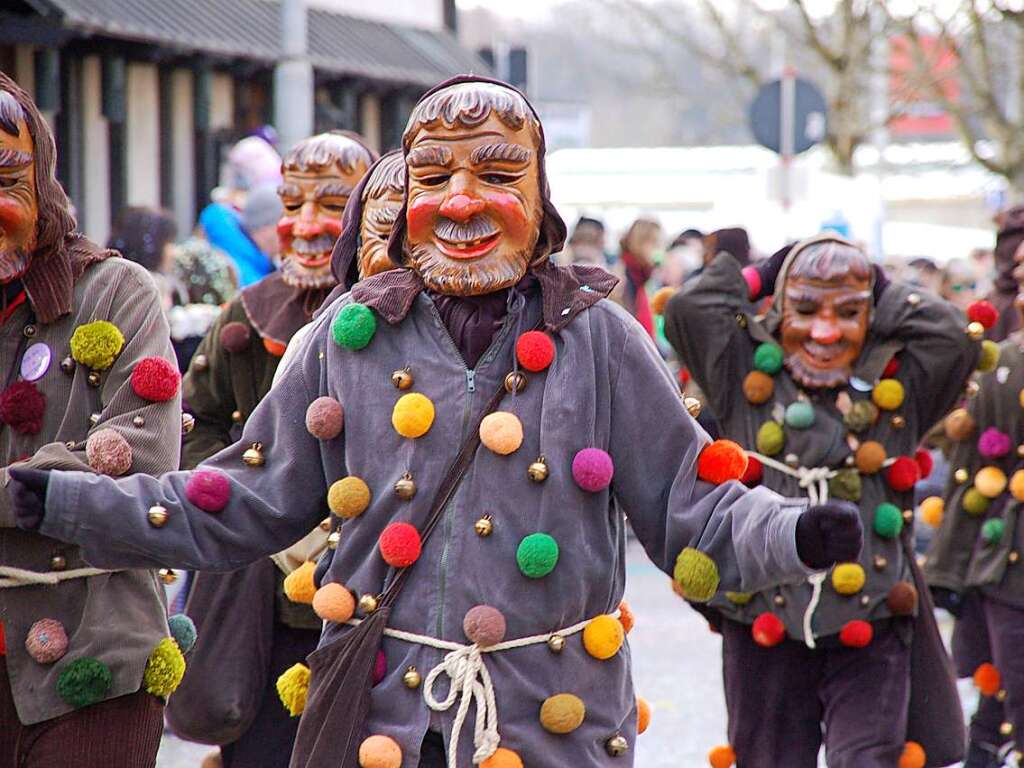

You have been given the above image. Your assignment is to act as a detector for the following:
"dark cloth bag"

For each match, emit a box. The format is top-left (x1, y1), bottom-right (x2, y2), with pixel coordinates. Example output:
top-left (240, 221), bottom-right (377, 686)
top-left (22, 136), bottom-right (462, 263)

top-left (165, 559), bottom-right (278, 745)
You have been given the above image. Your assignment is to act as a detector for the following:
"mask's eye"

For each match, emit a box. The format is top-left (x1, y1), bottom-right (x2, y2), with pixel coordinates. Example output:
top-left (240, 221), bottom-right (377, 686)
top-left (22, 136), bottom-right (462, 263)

top-left (0, 177), bottom-right (17, 189)
top-left (282, 200), bottom-right (302, 212)
top-left (481, 172), bottom-right (518, 185)
top-left (793, 302), bottom-right (818, 316)
top-left (417, 174), bottom-right (450, 188)
top-left (838, 305), bottom-right (864, 320)
top-left (319, 198), bottom-right (347, 214)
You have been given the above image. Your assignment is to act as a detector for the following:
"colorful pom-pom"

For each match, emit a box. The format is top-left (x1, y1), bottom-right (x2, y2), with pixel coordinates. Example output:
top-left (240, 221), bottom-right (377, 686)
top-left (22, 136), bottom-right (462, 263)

top-left (872, 379), bottom-right (905, 411)
top-left (583, 614), bottom-right (624, 660)
top-left (57, 657), bottom-right (112, 708)
top-left (539, 693), bottom-right (585, 734)
top-left (618, 600), bottom-right (635, 634)
top-left (673, 548), bottom-right (720, 602)
top-left (276, 663), bottom-right (310, 716)
top-left (855, 441), bottom-right (887, 475)
top-left (974, 662), bottom-right (1001, 696)
top-left (516, 532), bottom-right (559, 578)
top-left (516, 331), bottom-right (555, 372)
top-left (85, 428), bottom-right (133, 476)
top-left (0, 380), bottom-right (46, 435)
top-left (963, 488), bottom-right (991, 516)
top-left (753, 343), bottom-right (783, 374)
top-left (883, 357), bottom-right (901, 378)
top-left (828, 469), bottom-right (862, 502)
top-left (873, 503), bottom-right (903, 539)
top-left (358, 734), bottom-right (402, 768)
top-left (481, 748), bottom-right (523, 768)
top-left (784, 401), bottom-right (815, 429)
top-left (708, 744), bottom-right (737, 768)
top-left (751, 613), bottom-right (785, 647)
top-left (379, 522), bottom-right (422, 567)
top-left (944, 408), bottom-right (975, 442)
top-left (219, 321), bottom-right (251, 353)
top-left (832, 563), bottom-right (866, 595)
top-left (392, 392), bottom-right (435, 438)
top-left (70, 320), bottom-right (124, 370)
top-left (1011, 470), bottom-right (1024, 501)
top-left (312, 582), bottom-right (355, 623)
top-left (887, 456), bottom-right (920, 492)
top-left (650, 286), bottom-right (677, 315)
top-left (263, 338), bottom-right (287, 357)
top-left (130, 357), bottom-right (180, 402)
top-left (742, 265), bottom-right (762, 300)
top-left (463, 605), bottom-right (507, 648)
top-left (572, 447), bottom-right (615, 492)
top-left (838, 619), bottom-right (873, 648)
top-left (914, 449), bottom-right (933, 480)
top-left (968, 300), bottom-right (999, 329)
top-left (25, 618), bottom-right (68, 664)
top-left (887, 581), bottom-right (918, 615)
top-left (742, 371), bottom-right (774, 405)
top-left (977, 340), bottom-right (1001, 373)
top-left (920, 496), bottom-right (944, 527)
top-left (480, 411), bottom-right (524, 455)
top-left (899, 741), bottom-right (926, 768)
top-left (168, 614), bottom-right (197, 654)
top-left (979, 427), bottom-right (1012, 459)
top-left (327, 476), bottom-right (371, 519)
top-left (975, 466), bottom-right (1008, 498)
top-left (755, 421), bottom-right (784, 456)
top-left (741, 455), bottom-right (763, 486)
top-left (725, 591), bottom-right (753, 605)
top-left (844, 400), bottom-right (879, 432)
top-left (637, 696), bottom-right (652, 734)
top-left (185, 470), bottom-right (231, 512)
top-left (332, 303), bottom-right (377, 351)
top-left (697, 440), bottom-right (748, 485)
top-left (373, 649), bottom-right (386, 685)
top-left (305, 397), bottom-right (344, 439)
top-left (284, 561), bottom-right (318, 604)
top-left (144, 637), bottom-right (186, 697)
top-left (982, 518), bottom-right (1006, 544)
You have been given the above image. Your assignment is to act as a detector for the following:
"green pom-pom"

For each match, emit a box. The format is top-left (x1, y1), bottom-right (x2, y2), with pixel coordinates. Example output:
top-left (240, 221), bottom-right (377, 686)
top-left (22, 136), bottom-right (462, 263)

top-left (331, 303), bottom-right (377, 350)
top-left (844, 400), bottom-right (879, 433)
top-left (516, 533), bottom-right (559, 578)
top-left (69, 320), bottom-right (125, 370)
top-left (784, 401), bottom-right (815, 430)
top-left (977, 340), bottom-right (1001, 373)
top-left (276, 663), bottom-right (311, 716)
top-left (873, 503), bottom-right (904, 539)
top-left (673, 547), bottom-right (720, 602)
top-left (143, 637), bottom-right (186, 698)
top-left (982, 518), bottom-right (1006, 544)
top-left (829, 469), bottom-right (862, 502)
top-left (725, 591), bottom-right (753, 605)
top-left (57, 657), bottom-right (112, 708)
top-left (756, 421), bottom-right (784, 456)
top-left (963, 488), bottom-right (991, 517)
top-left (753, 343), bottom-right (784, 375)
top-left (168, 614), bottom-right (197, 654)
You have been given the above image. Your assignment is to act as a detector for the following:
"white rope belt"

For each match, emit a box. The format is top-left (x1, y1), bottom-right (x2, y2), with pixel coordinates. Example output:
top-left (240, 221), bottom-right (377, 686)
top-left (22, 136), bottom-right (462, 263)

top-left (0, 566), bottom-right (119, 588)
top-left (346, 610), bottom-right (618, 766)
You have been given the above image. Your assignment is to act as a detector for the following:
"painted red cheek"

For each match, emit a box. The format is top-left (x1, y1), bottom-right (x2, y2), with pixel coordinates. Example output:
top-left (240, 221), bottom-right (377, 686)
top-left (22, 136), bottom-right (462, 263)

top-left (407, 197), bottom-right (439, 237)
top-left (322, 218), bottom-right (343, 239)
top-left (277, 218), bottom-right (294, 237)
top-left (487, 192), bottom-right (529, 231)
top-left (0, 198), bottom-right (31, 235)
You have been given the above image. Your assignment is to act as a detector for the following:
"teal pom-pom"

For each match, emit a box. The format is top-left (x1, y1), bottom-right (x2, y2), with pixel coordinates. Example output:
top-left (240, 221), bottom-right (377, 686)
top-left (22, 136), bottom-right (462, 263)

top-left (873, 502), bottom-right (904, 539)
top-left (516, 533), bottom-right (559, 579)
top-left (168, 614), bottom-right (198, 654)
top-left (331, 303), bottom-right (377, 350)
top-left (753, 343), bottom-right (784, 375)
top-left (784, 401), bottom-right (815, 430)
top-left (57, 657), bottom-right (113, 708)
top-left (982, 518), bottom-right (1006, 544)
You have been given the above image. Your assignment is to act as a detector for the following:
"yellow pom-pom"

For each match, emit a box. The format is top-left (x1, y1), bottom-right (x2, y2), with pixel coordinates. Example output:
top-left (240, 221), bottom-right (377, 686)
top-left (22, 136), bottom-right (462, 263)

top-left (977, 340), bottom-right (1001, 373)
top-left (1011, 470), bottom-right (1024, 501)
top-left (831, 563), bottom-right (866, 595)
top-left (70, 320), bottom-right (125, 370)
top-left (358, 735), bottom-right (402, 768)
top-left (143, 637), bottom-right (186, 698)
top-left (975, 466), bottom-right (1008, 499)
top-left (479, 411), bottom-right (524, 455)
top-left (872, 379), bottom-right (905, 411)
top-left (708, 744), bottom-right (737, 767)
top-left (283, 561), bottom-right (317, 604)
top-left (312, 582), bottom-right (356, 623)
top-left (327, 476), bottom-right (371, 519)
top-left (276, 663), bottom-right (310, 716)
top-left (919, 496), bottom-right (945, 528)
top-left (392, 393), bottom-right (435, 438)
top-left (650, 286), bottom-right (677, 315)
top-left (582, 614), bottom-right (624, 660)
top-left (539, 693), bottom-right (586, 734)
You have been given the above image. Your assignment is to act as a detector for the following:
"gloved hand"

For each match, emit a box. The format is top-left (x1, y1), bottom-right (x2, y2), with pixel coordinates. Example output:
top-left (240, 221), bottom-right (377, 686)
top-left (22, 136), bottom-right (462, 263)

top-left (930, 586), bottom-right (965, 619)
top-left (741, 243), bottom-right (793, 301)
top-left (795, 500), bottom-right (864, 570)
top-left (8, 467), bottom-right (50, 531)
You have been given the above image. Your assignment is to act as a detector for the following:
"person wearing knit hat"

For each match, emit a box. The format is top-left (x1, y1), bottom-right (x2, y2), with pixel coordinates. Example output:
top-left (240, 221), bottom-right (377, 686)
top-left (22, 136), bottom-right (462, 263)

top-left (240, 183), bottom-right (285, 267)
top-left (10, 77), bottom-right (862, 768)
top-left (665, 236), bottom-right (980, 767)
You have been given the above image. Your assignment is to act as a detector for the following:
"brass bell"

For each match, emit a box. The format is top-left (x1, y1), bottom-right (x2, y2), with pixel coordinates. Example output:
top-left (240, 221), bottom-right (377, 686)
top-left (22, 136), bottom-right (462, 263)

top-left (966, 321), bottom-right (985, 341)
top-left (1010, 551), bottom-right (1020, 565)
top-left (504, 371), bottom-right (527, 394)
top-left (147, 505), bottom-right (170, 528)
top-left (873, 555), bottom-right (888, 571)
top-left (133, 414), bottom-right (145, 428)
top-left (232, 410), bottom-right (244, 424)
top-left (547, 634), bottom-right (566, 653)
top-left (394, 472), bottom-right (417, 500)
top-left (844, 455), bottom-right (856, 467)
top-left (474, 515), bottom-right (494, 537)
top-left (860, 594), bottom-right (871, 607)
top-left (954, 468), bottom-right (969, 484)
top-left (50, 554), bottom-right (67, 571)
top-left (528, 456), bottom-right (549, 483)
top-left (181, 413), bottom-right (195, 434)
top-left (327, 530), bottom-right (341, 550)
top-left (23, 324), bottom-right (36, 338)
top-left (890, 415), bottom-right (906, 430)
top-left (158, 568), bottom-right (178, 585)
top-left (1001, 721), bottom-right (1014, 737)
top-left (391, 367), bottom-right (413, 390)
top-left (1017, 444), bottom-right (1024, 458)
top-left (87, 370), bottom-right (102, 388)
top-left (998, 688), bottom-right (1009, 702)
top-left (242, 442), bottom-right (265, 467)
top-left (785, 453), bottom-right (800, 468)
top-left (89, 412), bottom-right (101, 427)
top-left (65, 440), bottom-right (77, 450)
top-left (907, 293), bottom-right (921, 306)
top-left (192, 354), bottom-right (209, 371)
top-left (683, 397), bottom-right (702, 419)
top-left (403, 666), bottom-right (422, 689)
top-left (902, 509), bottom-right (914, 523)
top-left (60, 356), bottom-right (75, 374)
top-left (359, 593), bottom-right (379, 614)
top-left (735, 313), bottom-right (747, 329)
top-left (966, 380), bottom-right (980, 397)
top-left (773, 594), bottom-right (786, 608)
top-left (605, 734), bottom-right (629, 757)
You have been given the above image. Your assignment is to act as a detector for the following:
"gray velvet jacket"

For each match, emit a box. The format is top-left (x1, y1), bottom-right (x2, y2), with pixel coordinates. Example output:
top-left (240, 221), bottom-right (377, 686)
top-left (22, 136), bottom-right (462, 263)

top-left (38, 266), bottom-right (811, 766)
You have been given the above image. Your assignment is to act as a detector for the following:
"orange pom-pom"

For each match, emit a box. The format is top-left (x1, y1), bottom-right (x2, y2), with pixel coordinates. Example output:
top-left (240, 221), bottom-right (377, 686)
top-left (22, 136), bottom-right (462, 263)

top-left (650, 286), bottom-right (677, 315)
top-left (974, 662), bottom-right (1001, 697)
top-left (697, 440), bottom-right (749, 485)
top-left (636, 696), bottom-right (651, 734)
top-left (617, 600), bottom-right (635, 634)
top-left (708, 744), bottom-right (736, 767)
top-left (898, 741), bottom-right (926, 768)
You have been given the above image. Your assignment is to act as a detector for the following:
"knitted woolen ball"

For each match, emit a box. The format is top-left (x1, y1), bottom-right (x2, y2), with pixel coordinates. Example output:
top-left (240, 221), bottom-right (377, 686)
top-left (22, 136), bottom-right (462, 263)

top-left (25, 618), bottom-right (68, 664)
top-left (264, 338), bottom-right (287, 357)
top-left (708, 745), bottom-right (737, 768)
top-left (167, 614), bottom-right (197, 654)
top-left (872, 378), bottom-right (905, 411)
top-left (784, 401), bottom-right (815, 430)
top-left (284, 561), bottom-right (317, 604)
top-left (57, 657), bottom-right (112, 707)
top-left (977, 340), bottom-right (1001, 373)
top-left (332, 303), bottom-right (377, 351)
top-left (697, 440), bottom-right (748, 485)
top-left (373, 649), bottom-right (387, 685)
top-left (873, 503), bottom-right (903, 539)
top-left (130, 356), bottom-right (181, 402)
top-left (219, 321), bottom-right (251, 353)
top-left (582, 614), bottom-right (624, 660)
top-left (887, 456), bottom-right (920, 492)
top-left (480, 411), bottom-right (524, 455)
top-left (276, 663), bottom-right (310, 716)
top-left (979, 427), bottom-right (1012, 459)
top-left (855, 441), bottom-right (887, 475)
top-left (636, 696), bottom-right (652, 734)
top-left (742, 371), bottom-right (774, 405)
top-left (327, 476), bottom-right (371, 519)
top-left (358, 735), bottom-right (402, 768)
top-left (673, 547), bottom-right (720, 602)
top-left (185, 470), bottom-right (231, 512)
top-left (974, 662), bottom-right (1001, 696)
top-left (618, 600), bottom-right (635, 634)
top-left (481, 748), bottom-right (524, 768)
top-left (726, 592), bottom-right (753, 605)
top-left (1011, 470), bottom-right (1024, 501)
top-left (831, 563), bottom-right (865, 595)
top-left (755, 421), bottom-right (784, 456)
top-left (915, 449), bottom-right (934, 480)
top-left (70, 320), bottom-right (124, 370)
top-left (650, 286), bottom-right (677, 315)
top-left (968, 300), bottom-right (999, 329)
top-left (844, 400), bottom-right (879, 433)
top-left (963, 488), bottom-right (991, 516)
top-left (753, 343), bottom-right (783, 374)
top-left (975, 466), bottom-right (1008, 498)
top-left (567, 448), bottom-right (612, 493)
top-left (392, 393), bottom-right (435, 438)
top-left (887, 581), bottom-right (918, 615)
top-left (144, 637), bottom-right (186, 697)
top-left (516, 533), bottom-right (559, 578)
top-left (312, 583), bottom-right (356, 623)
top-left (828, 469), bottom-right (862, 502)
top-left (751, 613), bottom-right (785, 647)
top-left (944, 408), bottom-right (976, 442)
top-left (0, 380), bottom-right (46, 435)
top-left (741, 455), bottom-right (763, 486)
top-left (899, 741), bottom-right (927, 768)
top-left (982, 518), bottom-right (1006, 544)
top-left (463, 605), bottom-right (507, 648)
top-left (85, 428), bottom-right (133, 476)
top-left (379, 522), bottom-right (422, 567)
top-left (516, 331), bottom-right (555, 372)
top-left (920, 496), bottom-right (945, 527)
top-left (883, 356), bottom-right (901, 378)
top-left (305, 397), bottom-right (344, 440)
top-left (539, 693), bottom-right (586, 734)
top-left (838, 619), bottom-right (873, 648)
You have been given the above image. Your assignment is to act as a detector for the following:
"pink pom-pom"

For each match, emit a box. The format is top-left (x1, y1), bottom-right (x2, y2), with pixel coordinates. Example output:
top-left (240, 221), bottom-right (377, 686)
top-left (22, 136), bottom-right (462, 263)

top-left (463, 605), bottom-right (507, 648)
top-left (978, 427), bottom-right (1012, 460)
top-left (85, 428), bottom-right (133, 476)
top-left (379, 522), bottom-right (421, 567)
top-left (373, 649), bottom-right (387, 686)
top-left (130, 357), bottom-right (181, 402)
top-left (185, 470), bottom-right (231, 513)
top-left (741, 266), bottom-right (762, 300)
top-left (25, 618), bottom-right (68, 664)
top-left (305, 397), bottom-right (344, 440)
top-left (572, 448), bottom-right (615, 492)
top-left (220, 321), bottom-right (252, 353)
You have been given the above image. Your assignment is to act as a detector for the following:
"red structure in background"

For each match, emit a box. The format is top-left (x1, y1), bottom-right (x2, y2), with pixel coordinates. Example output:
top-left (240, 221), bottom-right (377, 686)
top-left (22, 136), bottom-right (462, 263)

top-left (889, 34), bottom-right (959, 139)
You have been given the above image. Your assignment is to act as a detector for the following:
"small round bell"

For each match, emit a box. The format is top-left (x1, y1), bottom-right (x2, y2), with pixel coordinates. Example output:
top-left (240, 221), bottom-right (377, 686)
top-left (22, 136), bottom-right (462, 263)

top-left (605, 734), bottom-right (629, 757)
top-left (890, 415), bottom-right (906, 429)
top-left (327, 531), bottom-right (341, 550)
top-left (60, 356), bottom-right (75, 374)
top-left (735, 313), bottom-right (747, 329)
top-left (242, 442), bottom-right (265, 467)
top-left (87, 370), bottom-right (102, 388)
top-left (192, 354), bottom-right (209, 371)
top-left (65, 441), bottom-right (76, 450)
top-left (1001, 721), bottom-right (1014, 737)
top-left (998, 689), bottom-right (1009, 702)
top-left (158, 568), bottom-right (178, 585)
top-left (1010, 551), bottom-right (1020, 565)
top-left (965, 380), bottom-right (981, 397)
top-left (23, 324), bottom-right (36, 338)
top-left (474, 515), bottom-right (494, 537)
top-left (547, 634), bottom-right (565, 653)
top-left (844, 455), bottom-right (856, 467)
top-left (966, 322), bottom-right (985, 341)
top-left (907, 293), bottom-right (921, 306)
top-left (773, 594), bottom-right (786, 608)
top-left (181, 413), bottom-right (195, 434)
top-left (133, 414), bottom-right (145, 428)
top-left (902, 509), bottom-right (914, 524)
top-left (1017, 444), bottom-right (1024, 458)
top-left (954, 468), bottom-right (970, 484)
top-left (860, 594), bottom-right (871, 607)
top-left (147, 505), bottom-right (169, 528)
top-left (528, 456), bottom-right (549, 483)
top-left (683, 397), bottom-right (702, 419)
top-left (232, 410), bottom-right (244, 424)
top-left (873, 555), bottom-right (888, 571)
top-left (402, 666), bottom-right (422, 689)
top-left (504, 371), bottom-right (528, 394)
top-left (89, 412), bottom-right (101, 427)
top-left (394, 472), bottom-right (417, 500)
top-left (50, 554), bottom-right (67, 571)
top-left (785, 453), bottom-right (800, 468)
top-left (359, 594), bottom-right (379, 614)
top-left (391, 367), bottom-right (413, 390)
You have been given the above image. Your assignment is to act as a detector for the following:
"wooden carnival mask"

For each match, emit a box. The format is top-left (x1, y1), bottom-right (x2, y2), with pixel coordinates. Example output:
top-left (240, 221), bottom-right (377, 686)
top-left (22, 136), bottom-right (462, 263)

top-left (0, 94), bottom-right (37, 284)
top-left (357, 153), bottom-right (405, 279)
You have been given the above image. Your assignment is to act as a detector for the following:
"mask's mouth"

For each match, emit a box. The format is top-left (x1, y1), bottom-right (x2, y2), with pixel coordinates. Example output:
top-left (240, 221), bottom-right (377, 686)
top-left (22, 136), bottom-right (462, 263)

top-left (801, 340), bottom-right (850, 366)
top-left (289, 234), bottom-right (335, 268)
top-left (433, 216), bottom-right (501, 260)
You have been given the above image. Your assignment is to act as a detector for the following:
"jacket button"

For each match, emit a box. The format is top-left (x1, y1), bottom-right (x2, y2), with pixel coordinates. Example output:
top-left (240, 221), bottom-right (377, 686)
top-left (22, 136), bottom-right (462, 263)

top-left (50, 554), bottom-right (67, 571)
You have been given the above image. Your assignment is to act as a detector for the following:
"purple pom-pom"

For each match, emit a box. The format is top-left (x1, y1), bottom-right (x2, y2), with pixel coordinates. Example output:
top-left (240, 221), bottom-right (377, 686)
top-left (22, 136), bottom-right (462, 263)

top-left (572, 448), bottom-right (615, 492)
top-left (373, 649), bottom-right (387, 686)
top-left (978, 427), bottom-right (1012, 460)
top-left (185, 470), bottom-right (231, 513)
top-left (305, 397), bottom-right (344, 440)
top-left (463, 605), bottom-right (507, 648)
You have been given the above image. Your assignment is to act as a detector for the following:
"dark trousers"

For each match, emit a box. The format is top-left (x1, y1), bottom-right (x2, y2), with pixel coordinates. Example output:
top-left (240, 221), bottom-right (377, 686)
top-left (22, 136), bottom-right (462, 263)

top-left (721, 618), bottom-right (911, 768)
top-left (0, 656), bottom-right (163, 768)
top-left (419, 731), bottom-right (446, 767)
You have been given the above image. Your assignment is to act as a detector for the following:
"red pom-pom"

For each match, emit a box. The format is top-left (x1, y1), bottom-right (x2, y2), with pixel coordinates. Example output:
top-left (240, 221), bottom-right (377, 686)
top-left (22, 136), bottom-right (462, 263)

top-left (0, 622), bottom-right (6, 656)
top-left (679, 367), bottom-right (691, 386)
top-left (379, 522), bottom-right (422, 567)
top-left (185, 470), bottom-right (231, 512)
top-left (130, 357), bottom-right (181, 402)
top-left (0, 380), bottom-right (46, 435)
top-left (914, 449), bottom-right (933, 480)
top-left (968, 300), bottom-right (998, 330)
top-left (515, 331), bottom-right (555, 372)
top-left (751, 613), bottom-right (785, 647)
top-left (839, 620), bottom-right (873, 648)
top-left (887, 456), bottom-right (920, 492)
top-left (740, 455), bottom-right (763, 486)
top-left (974, 662), bottom-right (1002, 696)
top-left (883, 357), bottom-right (901, 378)
top-left (220, 321), bottom-right (252, 353)
top-left (697, 440), bottom-right (749, 485)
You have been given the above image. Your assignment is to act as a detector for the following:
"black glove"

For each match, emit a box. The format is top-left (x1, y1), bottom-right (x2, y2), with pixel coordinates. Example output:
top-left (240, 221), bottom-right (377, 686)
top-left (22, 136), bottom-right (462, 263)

top-left (872, 264), bottom-right (889, 303)
top-left (795, 501), bottom-right (864, 570)
top-left (8, 467), bottom-right (50, 531)
top-left (930, 586), bottom-right (965, 619)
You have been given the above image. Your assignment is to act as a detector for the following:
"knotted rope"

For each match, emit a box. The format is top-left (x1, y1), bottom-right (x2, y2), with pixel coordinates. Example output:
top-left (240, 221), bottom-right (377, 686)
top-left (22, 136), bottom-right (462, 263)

top-left (0, 565), bottom-right (118, 588)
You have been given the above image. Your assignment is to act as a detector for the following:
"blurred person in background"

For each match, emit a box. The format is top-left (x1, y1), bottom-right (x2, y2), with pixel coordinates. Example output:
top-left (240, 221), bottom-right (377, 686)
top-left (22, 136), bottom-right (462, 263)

top-left (988, 206), bottom-right (1024, 341)
top-left (972, 246), bottom-right (995, 298)
top-left (702, 227), bottom-right (751, 270)
top-left (564, 215), bottom-right (609, 267)
top-left (905, 256), bottom-right (943, 295)
top-left (106, 206), bottom-right (179, 310)
top-left (662, 228), bottom-right (704, 286)
top-left (240, 184), bottom-right (284, 268)
top-left (618, 216), bottom-right (663, 335)
top-left (941, 257), bottom-right (980, 314)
